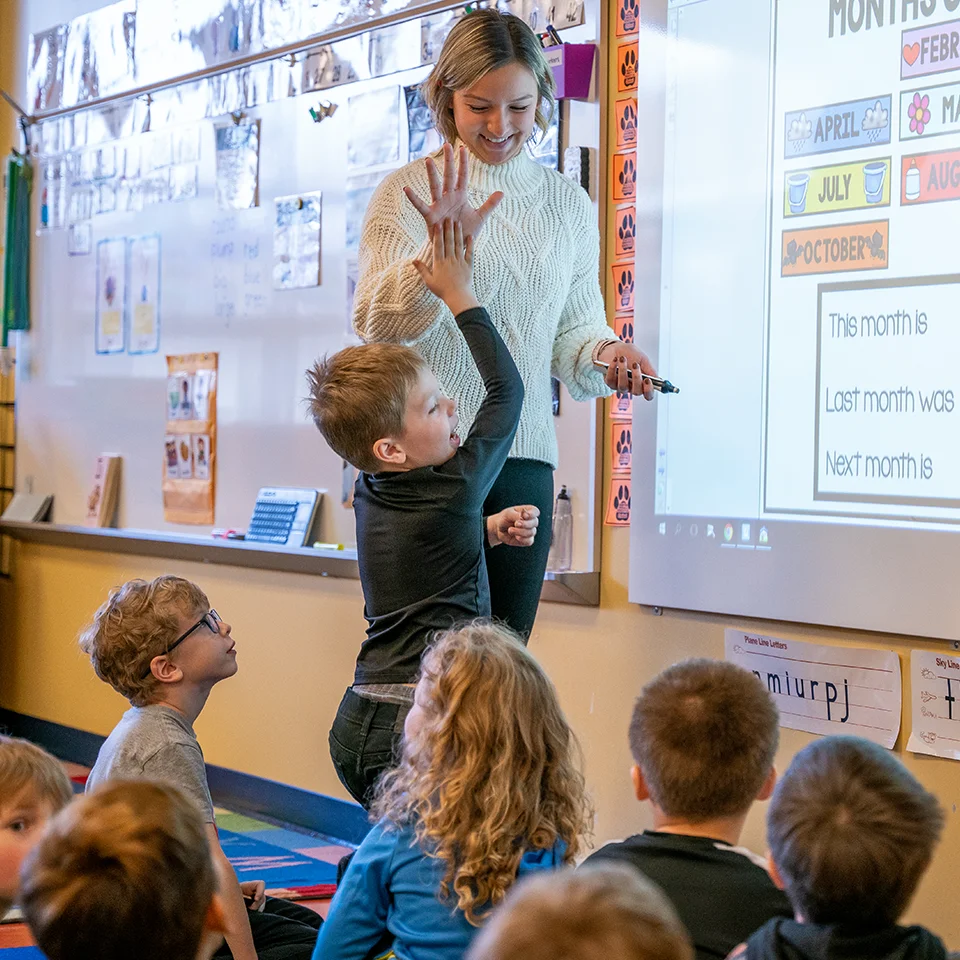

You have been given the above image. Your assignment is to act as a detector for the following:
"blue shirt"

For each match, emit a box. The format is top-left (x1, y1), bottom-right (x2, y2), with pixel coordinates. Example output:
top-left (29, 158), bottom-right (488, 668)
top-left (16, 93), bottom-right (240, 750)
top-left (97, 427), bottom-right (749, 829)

top-left (312, 819), bottom-right (564, 960)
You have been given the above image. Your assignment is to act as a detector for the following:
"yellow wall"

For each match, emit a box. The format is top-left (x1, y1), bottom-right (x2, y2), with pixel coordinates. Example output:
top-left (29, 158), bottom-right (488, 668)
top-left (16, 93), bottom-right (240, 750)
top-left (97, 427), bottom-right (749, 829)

top-left (1, 532), bottom-right (959, 945)
top-left (1, 0), bottom-right (958, 949)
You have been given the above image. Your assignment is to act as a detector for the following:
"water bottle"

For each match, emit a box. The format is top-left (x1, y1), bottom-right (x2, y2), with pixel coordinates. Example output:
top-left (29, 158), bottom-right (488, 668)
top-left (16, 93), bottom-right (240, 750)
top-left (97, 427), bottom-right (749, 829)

top-left (548, 486), bottom-right (573, 572)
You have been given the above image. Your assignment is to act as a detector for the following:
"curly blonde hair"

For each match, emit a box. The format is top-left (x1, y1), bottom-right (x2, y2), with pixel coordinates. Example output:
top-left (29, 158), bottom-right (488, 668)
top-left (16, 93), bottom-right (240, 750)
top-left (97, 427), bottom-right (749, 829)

top-left (371, 621), bottom-right (592, 926)
top-left (422, 9), bottom-right (556, 146)
top-left (78, 577), bottom-right (208, 706)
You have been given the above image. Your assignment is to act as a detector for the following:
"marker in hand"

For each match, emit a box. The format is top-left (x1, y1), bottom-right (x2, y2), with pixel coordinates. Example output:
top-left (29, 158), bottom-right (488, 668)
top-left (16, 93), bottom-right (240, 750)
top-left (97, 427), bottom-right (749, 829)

top-left (594, 361), bottom-right (680, 394)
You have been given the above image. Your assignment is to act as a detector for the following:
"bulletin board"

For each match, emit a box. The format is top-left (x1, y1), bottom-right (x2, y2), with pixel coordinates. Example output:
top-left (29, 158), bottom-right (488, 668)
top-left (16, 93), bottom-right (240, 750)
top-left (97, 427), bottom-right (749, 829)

top-left (16, 0), bottom-right (604, 571)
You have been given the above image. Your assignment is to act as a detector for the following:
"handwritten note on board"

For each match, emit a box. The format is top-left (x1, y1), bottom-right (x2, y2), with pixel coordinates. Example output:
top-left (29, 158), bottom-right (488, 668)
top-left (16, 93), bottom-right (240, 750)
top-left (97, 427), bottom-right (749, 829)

top-left (907, 649), bottom-right (960, 761)
top-left (724, 630), bottom-right (901, 748)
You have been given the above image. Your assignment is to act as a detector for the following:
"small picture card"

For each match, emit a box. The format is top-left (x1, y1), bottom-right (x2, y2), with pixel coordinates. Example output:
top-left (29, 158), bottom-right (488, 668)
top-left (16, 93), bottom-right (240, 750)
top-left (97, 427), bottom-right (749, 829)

top-left (192, 370), bottom-right (212, 421)
top-left (192, 434), bottom-right (210, 480)
top-left (164, 436), bottom-right (180, 479)
top-left (168, 374), bottom-right (187, 420)
top-left (176, 436), bottom-right (193, 478)
top-left (178, 374), bottom-right (194, 419)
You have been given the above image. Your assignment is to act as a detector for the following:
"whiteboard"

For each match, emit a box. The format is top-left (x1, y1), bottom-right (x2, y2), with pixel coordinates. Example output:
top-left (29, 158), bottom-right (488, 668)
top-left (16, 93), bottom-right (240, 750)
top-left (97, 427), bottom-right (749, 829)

top-left (17, 1), bottom-right (603, 569)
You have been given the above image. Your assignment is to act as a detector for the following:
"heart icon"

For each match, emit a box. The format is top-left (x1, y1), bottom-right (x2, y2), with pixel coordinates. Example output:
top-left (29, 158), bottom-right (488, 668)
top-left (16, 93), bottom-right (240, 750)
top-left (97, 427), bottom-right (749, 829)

top-left (903, 42), bottom-right (920, 66)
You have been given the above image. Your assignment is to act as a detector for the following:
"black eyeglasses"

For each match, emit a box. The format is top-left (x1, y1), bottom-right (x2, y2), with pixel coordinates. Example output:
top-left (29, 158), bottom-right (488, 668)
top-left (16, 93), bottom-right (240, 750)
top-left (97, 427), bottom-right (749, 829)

top-left (143, 609), bottom-right (221, 678)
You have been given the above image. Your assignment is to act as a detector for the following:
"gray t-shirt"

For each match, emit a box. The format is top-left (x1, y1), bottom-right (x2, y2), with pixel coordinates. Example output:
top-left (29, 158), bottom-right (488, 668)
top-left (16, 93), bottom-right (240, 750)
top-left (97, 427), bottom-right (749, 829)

top-left (86, 704), bottom-right (215, 823)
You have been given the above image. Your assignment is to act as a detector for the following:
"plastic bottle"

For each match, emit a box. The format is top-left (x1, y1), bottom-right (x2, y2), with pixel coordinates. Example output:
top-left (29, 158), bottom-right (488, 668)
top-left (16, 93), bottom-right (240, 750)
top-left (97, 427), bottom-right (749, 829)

top-left (548, 485), bottom-right (573, 572)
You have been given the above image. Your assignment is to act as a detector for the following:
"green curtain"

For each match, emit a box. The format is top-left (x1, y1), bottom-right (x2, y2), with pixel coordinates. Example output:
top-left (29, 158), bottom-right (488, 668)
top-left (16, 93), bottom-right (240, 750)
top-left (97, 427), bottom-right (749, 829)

top-left (2, 152), bottom-right (31, 348)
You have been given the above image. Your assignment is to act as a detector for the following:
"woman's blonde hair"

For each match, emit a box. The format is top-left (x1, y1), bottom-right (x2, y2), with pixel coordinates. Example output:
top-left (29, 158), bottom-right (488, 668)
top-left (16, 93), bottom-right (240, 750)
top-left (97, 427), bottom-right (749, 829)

top-left (371, 621), bottom-right (592, 926)
top-left (423, 9), bottom-right (557, 146)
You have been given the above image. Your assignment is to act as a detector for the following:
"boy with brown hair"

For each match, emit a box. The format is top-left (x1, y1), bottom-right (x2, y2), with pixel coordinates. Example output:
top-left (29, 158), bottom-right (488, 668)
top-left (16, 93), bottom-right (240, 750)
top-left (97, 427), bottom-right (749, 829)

top-left (80, 575), bottom-right (322, 960)
top-left (734, 736), bottom-right (947, 960)
top-left (584, 659), bottom-right (792, 960)
top-left (307, 220), bottom-right (539, 806)
top-left (0, 735), bottom-right (73, 917)
top-left (466, 863), bottom-right (694, 960)
top-left (20, 780), bottom-right (225, 960)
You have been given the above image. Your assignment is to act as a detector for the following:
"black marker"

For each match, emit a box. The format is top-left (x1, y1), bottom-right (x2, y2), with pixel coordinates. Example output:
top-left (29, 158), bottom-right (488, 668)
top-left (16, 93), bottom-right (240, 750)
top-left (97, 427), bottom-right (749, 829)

top-left (594, 361), bottom-right (680, 394)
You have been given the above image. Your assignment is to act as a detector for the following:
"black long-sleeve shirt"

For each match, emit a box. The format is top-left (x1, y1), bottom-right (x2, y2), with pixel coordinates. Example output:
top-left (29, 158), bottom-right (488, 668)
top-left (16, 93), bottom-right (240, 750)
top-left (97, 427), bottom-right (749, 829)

top-left (352, 307), bottom-right (524, 684)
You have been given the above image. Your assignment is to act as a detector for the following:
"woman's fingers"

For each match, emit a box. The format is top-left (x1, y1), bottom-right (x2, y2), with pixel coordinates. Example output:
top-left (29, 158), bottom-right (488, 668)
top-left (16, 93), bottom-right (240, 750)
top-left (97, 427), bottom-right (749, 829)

top-left (403, 185), bottom-right (431, 221)
top-left (476, 190), bottom-right (504, 223)
top-left (443, 142), bottom-right (456, 195)
top-left (425, 156), bottom-right (442, 203)
top-left (464, 233), bottom-right (473, 266)
top-left (454, 221), bottom-right (464, 260)
top-left (456, 145), bottom-right (469, 193)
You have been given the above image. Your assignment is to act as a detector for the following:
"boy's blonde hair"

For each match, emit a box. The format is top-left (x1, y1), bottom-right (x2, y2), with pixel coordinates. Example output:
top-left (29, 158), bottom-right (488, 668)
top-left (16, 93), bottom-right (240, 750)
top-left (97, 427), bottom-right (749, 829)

top-left (629, 659), bottom-right (779, 819)
top-left (466, 864), bottom-right (694, 960)
top-left (769, 736), bottom-right (944, 926)
top-left (78, 576), bottom-right (209, 706)
top-left (20, 780), bottom-right (216, 960)
top-left (306, 344), bottom-right (427, 474)
top-left (0, 735), bottom-right (73, 812)
top-left (372, 621), bottom-right (592, 926)
top-left (423, 9), bottom-right (556, 145)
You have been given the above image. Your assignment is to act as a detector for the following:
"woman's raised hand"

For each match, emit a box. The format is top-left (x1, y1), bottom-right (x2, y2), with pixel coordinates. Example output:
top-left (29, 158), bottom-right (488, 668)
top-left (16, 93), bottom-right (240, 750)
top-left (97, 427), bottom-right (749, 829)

top-left (403, 143), bottom-right (504, 239)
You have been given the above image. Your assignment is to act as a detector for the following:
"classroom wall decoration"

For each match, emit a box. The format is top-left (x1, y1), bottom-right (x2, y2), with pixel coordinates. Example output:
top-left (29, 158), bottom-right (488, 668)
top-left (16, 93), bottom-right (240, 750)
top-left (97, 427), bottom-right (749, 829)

top-left (273, 192), bottom-right (322, 290)
top-left (163, 353), bottom-right (218, 524)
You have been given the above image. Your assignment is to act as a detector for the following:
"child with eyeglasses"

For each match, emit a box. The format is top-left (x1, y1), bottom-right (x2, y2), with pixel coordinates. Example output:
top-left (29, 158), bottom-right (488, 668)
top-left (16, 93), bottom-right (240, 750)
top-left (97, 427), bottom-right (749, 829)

top-left (80, 575), bottom-right (323, 960)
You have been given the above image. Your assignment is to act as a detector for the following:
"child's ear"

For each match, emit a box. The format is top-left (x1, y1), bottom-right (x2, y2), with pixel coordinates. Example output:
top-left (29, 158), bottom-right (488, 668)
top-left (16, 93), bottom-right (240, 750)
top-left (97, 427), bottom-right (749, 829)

top-left (372, 438), bottom-right (407, 467)
top-left (149, 656), bottom-right (183, 686)
top-left (756, 766), bottom-right (777, 802)
top-left (630, 764), bottom-right (650, 802)
top-left (197, 894), bottom-right (228, 960)
top-left (767, 853), bottom-right (785, 890)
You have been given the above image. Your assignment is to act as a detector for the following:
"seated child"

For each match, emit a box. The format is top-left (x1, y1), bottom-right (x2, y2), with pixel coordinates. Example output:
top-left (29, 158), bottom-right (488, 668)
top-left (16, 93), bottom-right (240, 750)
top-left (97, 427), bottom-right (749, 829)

top-left (311, 621), bottom-right (592, 960)
top-left (307, 219), bottom-right (538, 807)
top-left (466, 862), bottom-right (693, 960)
top-left (20, 780), bottom-right (226, 960)
top-left (584, 659), bottom-right (792, 960)
top-left (79, 575), bottom-right (323, 960)
top-left (734, 735), bottom-right (947, 960)
top-left (0, 735), bottom-right (73, 917)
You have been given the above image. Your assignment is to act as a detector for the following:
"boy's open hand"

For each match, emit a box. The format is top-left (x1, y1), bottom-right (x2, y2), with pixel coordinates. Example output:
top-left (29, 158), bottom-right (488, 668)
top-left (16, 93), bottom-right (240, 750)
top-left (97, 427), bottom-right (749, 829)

top-left (413, 218), bottom-right (480, 317)
top-left (486, 505), bottom-right (540, 548)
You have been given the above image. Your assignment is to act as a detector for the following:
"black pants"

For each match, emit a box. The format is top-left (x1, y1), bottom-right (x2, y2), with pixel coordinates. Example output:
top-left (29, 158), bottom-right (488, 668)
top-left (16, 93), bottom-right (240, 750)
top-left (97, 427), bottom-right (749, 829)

top-left (329, 687), bottom-right (409, 808)
top-left (213, 896), bottom-right (322, 959)
top-left (483, 458), bottom-right (554, 641)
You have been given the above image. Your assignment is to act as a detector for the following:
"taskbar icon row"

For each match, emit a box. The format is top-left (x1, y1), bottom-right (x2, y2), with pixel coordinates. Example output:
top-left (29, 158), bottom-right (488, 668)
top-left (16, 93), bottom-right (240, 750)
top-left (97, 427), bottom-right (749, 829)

top-left (657, 518), bottom-right (771, 547)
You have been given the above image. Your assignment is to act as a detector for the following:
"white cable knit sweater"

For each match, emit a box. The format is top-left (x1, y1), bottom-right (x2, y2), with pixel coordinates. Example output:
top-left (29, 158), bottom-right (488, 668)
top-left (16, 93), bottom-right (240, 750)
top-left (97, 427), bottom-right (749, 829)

top-left (353, 147), bottom-right (616, 469)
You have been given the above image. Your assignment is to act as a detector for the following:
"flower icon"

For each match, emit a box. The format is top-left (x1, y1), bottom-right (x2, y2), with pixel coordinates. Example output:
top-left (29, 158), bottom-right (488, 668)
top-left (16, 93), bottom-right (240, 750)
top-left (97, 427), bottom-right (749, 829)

top-left (908, 92), bottom-right (931, 134)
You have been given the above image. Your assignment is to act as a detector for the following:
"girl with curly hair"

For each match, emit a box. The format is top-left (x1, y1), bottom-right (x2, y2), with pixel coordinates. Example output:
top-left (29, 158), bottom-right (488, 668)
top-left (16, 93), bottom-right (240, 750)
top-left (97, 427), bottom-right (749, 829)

top-left (311, 621), bottom-right (592, 960)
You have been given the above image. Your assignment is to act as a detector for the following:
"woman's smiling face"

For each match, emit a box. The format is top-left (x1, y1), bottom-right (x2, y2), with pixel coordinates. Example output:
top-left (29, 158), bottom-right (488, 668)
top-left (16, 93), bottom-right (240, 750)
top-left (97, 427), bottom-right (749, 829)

top-left (451, 62), bottom-right (539, 165)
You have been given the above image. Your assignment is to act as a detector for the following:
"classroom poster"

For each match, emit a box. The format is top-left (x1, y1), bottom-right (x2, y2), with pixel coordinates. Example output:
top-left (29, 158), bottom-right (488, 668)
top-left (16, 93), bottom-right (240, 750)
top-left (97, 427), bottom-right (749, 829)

top-left (273, 192), bottom-right (322, 290)
top-left (724, 631), bottom-right (901, 748)
top-left (907, 649), bottom-right (960, 761)
top-left (348, 87), bottom-right (400, 168)
top-left (128, 234), bottom-right (161, 354)
top-left (215, 120), bottom-right (261, 210)
top-left (405, 85), bottom-right (442, 162)
top-left (95, 237), bottom-right (127, 354)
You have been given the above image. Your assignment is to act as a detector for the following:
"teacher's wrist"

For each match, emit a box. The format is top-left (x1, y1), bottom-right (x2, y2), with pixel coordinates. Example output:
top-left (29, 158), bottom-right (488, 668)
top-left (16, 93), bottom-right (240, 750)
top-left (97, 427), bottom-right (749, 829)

top-left (593, 339), bottom-right (623, 367)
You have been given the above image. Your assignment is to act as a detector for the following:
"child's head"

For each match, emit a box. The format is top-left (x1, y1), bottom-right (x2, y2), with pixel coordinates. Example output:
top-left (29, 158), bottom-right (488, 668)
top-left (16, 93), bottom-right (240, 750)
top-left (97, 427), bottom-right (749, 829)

top-left (20, 780), bottom-right (222, 960)
top-left (306, 345), bottom-right (459, 473)
top-left (0, 736), bottom-right (73, 914)
top-left (466, 863), bottom-right (693, 960)
top-left (78, 576), bottom-right (236, 706)
top-left (768, 735), bottom-right (943, 926)
top-left (373, 621), bottom-right (591, 925)
top-left (629, 659), bottom-right (779, 821)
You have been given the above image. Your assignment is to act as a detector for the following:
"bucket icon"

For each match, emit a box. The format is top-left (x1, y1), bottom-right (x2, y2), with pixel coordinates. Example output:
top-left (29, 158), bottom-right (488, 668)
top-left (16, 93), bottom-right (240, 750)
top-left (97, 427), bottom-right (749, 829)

top-left (863, 161), bottom-right (886, 203)
top-left (788, 173), bottom-right (810, 213)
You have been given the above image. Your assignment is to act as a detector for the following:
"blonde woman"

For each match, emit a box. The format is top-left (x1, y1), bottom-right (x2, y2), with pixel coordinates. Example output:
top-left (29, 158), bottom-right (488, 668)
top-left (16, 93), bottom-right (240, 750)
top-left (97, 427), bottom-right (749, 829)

top-left (311, 622), bottom-right (592, 960)
top-left (354, 9), bottom-right (656, 638)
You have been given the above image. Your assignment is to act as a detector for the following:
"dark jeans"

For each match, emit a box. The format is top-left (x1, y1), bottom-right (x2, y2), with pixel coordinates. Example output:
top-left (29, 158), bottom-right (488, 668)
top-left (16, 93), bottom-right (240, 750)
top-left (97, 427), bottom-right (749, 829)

top-left (329, 687), bottom-right (409, 808)
top-left (483, 458), bottom-right (555, 641)
top-left (213, 896), bottom-right (322, 959)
